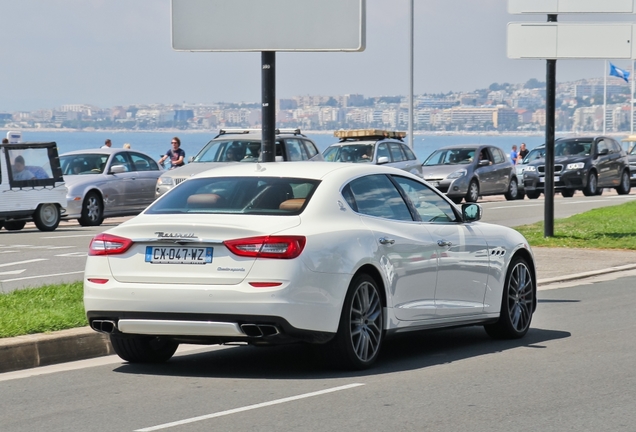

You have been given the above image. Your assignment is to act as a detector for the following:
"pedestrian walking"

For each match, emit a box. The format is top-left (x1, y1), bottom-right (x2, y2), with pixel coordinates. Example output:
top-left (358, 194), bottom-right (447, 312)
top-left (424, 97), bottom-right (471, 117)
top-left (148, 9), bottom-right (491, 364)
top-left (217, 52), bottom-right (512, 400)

top-left (510, 145), bottom-right (518, 165)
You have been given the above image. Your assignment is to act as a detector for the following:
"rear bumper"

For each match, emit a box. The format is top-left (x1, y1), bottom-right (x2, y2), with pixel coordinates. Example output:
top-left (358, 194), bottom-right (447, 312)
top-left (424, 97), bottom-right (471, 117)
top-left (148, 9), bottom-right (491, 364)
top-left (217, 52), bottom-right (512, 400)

top-left (86, 311), bottom-right (334, 344)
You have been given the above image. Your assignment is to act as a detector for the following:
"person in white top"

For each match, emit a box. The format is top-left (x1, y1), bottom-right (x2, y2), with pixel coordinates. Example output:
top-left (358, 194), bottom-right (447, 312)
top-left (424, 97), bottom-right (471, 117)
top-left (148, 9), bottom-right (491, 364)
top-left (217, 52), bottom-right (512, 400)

top-left (101, 139), bottom-right (112, 149)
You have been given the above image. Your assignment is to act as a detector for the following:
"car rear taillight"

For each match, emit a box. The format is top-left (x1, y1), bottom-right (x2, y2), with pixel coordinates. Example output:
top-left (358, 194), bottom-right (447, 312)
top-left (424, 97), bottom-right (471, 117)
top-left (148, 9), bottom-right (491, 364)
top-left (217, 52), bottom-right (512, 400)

top-left (224, 236), bottom-right (306, 259)
top-left (88, 234), bottom-right (134, 256)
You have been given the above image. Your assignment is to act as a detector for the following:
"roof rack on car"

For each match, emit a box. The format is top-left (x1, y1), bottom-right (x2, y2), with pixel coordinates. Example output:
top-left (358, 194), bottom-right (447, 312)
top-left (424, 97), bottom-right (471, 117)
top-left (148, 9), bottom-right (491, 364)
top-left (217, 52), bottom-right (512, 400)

top-left (334, 129), bottom-right (406, 142)
top-left (216, 128), bottom-right (304, 137)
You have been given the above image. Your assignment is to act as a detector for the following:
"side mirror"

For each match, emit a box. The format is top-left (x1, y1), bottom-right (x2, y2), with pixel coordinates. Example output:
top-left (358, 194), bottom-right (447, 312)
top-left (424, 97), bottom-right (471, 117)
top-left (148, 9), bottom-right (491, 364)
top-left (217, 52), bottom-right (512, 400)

top-left (377, 156), bottom-right (390, 165)
top-left (110, 165), bottom-right (126, 174)
top-left (188, 156), bottom-right (195, 163)
top-left (597, 148), bottom-right (609, 156)
top-left (478, 159), bottom-right (490, 167)
top-left (461, 203), bottom-right (482, 222)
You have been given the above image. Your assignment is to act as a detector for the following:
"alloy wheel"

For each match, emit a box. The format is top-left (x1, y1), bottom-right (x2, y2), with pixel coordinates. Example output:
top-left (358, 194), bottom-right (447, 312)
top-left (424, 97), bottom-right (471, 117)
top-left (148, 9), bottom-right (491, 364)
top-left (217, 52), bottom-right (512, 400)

top-left (348, 280), bottom-right (383, 363)
top-left (506, 261), bottom-right (534, 333)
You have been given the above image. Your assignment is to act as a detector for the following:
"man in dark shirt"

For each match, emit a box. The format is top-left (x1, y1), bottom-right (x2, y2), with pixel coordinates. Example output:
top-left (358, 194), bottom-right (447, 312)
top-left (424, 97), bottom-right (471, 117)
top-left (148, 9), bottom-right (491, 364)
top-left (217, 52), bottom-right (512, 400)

top-left (517, 142), bottom-right (529, 163)
top-left (158, 137), bottom-right (185, 169)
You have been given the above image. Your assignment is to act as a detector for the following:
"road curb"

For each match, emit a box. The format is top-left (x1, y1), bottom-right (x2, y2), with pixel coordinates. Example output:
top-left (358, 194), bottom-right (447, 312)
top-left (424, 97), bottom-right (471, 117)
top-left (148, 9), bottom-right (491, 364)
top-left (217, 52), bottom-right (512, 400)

top-left (537, 264), bottom-right (636, 286)
top-left (0, 326), bottom-right (113, 374)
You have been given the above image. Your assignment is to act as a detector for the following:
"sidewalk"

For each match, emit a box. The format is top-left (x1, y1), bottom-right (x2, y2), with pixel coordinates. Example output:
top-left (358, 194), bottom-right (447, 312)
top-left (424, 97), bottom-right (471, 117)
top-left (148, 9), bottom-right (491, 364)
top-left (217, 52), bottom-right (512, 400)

top-left (2, 246), bottom-right (636, 374)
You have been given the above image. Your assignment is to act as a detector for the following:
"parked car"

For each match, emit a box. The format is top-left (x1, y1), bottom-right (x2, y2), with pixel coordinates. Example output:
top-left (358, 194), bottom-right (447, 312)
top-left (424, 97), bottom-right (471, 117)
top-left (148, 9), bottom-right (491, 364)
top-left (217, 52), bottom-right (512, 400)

top-left (0, 141), bottom-right (67, 232)
top-left (60, 148), bottom-right (163, 226)
top-left (155, 128), bottom-right (322, 197)
top-left (515, 144), bottom-right (546, 199)
top-left (322, 129), bottom-right (423, 177)
top-left (628, 144), bottom-right (636, 186)
top-left (84, 162), bottom-right (536, 370)
top-left (523, 136), bottom-right (631, 199)
top-left (421, 144), bottom-right (520, 203)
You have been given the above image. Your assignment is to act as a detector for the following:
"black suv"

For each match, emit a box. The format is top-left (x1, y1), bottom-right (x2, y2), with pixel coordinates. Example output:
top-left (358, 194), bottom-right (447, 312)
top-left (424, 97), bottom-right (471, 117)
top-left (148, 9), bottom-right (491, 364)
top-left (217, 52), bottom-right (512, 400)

top-left (523, 136), bottom-right (631, 198)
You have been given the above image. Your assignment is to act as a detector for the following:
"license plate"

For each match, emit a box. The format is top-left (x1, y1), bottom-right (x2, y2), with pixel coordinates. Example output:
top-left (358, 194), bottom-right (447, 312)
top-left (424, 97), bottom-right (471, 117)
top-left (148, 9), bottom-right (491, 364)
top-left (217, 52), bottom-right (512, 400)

top-left (539, 176), bottom-right (560, 183)
top-left (429, 181), bottom-right (440, 187)
top-left (145, 246), bottom-right (213, 264)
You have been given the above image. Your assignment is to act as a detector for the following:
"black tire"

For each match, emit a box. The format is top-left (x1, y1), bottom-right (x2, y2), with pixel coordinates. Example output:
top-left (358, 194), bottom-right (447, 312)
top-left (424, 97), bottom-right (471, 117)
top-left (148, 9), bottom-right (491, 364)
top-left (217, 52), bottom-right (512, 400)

top-left (484, 257), bottom-right (535, 339)
top-left (109, 334), bottom-right (178, 363)
top-left (504, 177), bottom-right (519, 201)
top-left (560, 189), bottom-right (575, 198)
top-left (516, 191), bottom-right (525, 200)
top-left (616, 170), bottom-right (631, 195)
top-left (583, 171), bottom-right (598, 196)
top-left (78, 192), bottom-right (104, 226)
top-left (465, 179), bottom-right (480, 203)
top-left (330, 274), bottom-right (384, 370)
top-left (526, 190), bottom-right (541, 199)
top-left (33, 203), bottom-right (61, 232)
top-left (450, 196), bottom-right (463, 205)
top-left (596, 188), bottom-right (603, 196)
top-left (4, 221), bottom-right (26, 231)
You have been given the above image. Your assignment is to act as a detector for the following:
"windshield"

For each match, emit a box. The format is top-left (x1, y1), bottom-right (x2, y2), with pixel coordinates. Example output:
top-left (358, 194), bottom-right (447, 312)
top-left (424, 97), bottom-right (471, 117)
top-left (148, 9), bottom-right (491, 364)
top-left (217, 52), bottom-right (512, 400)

top-left (422, 148), bottom-right (475, 166)
top-left (147, 176), bottom-right (320, 215)
top-left (522, 147), bottom-right (545, 164)
top-left (555, 140), bottom-right (591, 157)
top-left (323, 144), bottom-right (375, 163)
top-left (60, 154), bottom-right (109, 175)
top-left (193, 139), bottom-right (266, 162)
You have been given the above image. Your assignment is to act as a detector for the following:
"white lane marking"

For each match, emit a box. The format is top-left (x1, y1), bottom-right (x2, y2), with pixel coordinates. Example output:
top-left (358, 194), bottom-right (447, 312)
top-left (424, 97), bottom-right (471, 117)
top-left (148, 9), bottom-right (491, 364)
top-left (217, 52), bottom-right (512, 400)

top-left (0, 269), bottom-right (26, 276)
top-left (55, 252), bottom-right (87, 257)
top-left (0, 259), bottom-right (48, 268)
top-left (41, 234), bottom-right (96, 239)
top-left (489, 204), bottom-right (543, 210)
top-left (0, 270), bottom-right (83, 283)
top-left (0, 251), bottom-right (17, 254)
top-left (0, 245), bottom-right (30, 249)
top-left (135, 383), bottom-right (365, 432)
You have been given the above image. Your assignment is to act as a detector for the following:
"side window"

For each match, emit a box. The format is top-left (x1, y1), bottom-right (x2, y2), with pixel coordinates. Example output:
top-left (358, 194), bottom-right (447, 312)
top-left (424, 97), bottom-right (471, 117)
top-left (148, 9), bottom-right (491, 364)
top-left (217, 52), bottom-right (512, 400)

top-left (402, 144), bottom-right (417, 161)
top-left (597, 140), bottom-right (608, 155)
top-left (377, 143), bottom-right (390, 161)
top-left (392, 176), bottom-right (458, 223)
top-left (130, 152), bottom-right (159, 171)
top-left (492, 148), bottom-right (505, 164)
top-left (609, 139), bottom-right (621, 154)
top-left (389, 143), bottom-right (405, 162)
top-left (275, 141), bottom-right (284, 161)
top-left (302, 140), bottom-right (319, 159)
top-left (111, 153), bottom-right (131, 172)
top-left (346, 174), bottom-right (413, 221)
top-left (285, 139), bottom-right (306, 161)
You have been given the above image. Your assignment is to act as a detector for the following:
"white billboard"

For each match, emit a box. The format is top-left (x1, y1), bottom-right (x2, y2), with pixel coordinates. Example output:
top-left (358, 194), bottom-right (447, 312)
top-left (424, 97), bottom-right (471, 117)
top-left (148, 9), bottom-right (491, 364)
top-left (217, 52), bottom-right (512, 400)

top-left (507, 23), bottom-right (635, 59)
top-left (171, 0), bottom-right (365, 52)
top-left (509, 0), bottom-right (635, 14)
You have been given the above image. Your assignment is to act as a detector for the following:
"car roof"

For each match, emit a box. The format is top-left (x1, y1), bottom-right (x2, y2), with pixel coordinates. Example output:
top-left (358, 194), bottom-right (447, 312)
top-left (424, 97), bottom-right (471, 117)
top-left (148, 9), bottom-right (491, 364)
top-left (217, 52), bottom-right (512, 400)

top-left (60, 148), bottom-right (154, 158)
top-left (212, 128), bottom-right (311, 141)
top-left (192, 161), bottom-right (419, 182)
top-left (433, 144), bottom-right (484, 150)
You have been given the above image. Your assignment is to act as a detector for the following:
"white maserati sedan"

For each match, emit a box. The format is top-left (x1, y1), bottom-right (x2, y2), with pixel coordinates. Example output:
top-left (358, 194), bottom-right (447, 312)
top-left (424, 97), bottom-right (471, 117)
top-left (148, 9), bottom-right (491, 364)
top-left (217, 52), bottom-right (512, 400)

top-left (84, 162), bottom-right (536, 370)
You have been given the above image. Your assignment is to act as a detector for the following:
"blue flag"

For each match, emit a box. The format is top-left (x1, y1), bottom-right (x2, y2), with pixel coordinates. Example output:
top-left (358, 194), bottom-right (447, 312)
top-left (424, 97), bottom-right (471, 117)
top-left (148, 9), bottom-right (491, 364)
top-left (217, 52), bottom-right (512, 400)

top-left (609, 62), bottom-right (630, 83)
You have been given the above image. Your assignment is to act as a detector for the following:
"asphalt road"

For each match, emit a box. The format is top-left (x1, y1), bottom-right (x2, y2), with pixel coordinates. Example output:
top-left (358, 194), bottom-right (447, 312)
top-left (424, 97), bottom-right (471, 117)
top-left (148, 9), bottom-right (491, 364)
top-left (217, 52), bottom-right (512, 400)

top-left (1, 190), bottom-right (635, 293)
top-left (1, 273), bottom-right (634, 432)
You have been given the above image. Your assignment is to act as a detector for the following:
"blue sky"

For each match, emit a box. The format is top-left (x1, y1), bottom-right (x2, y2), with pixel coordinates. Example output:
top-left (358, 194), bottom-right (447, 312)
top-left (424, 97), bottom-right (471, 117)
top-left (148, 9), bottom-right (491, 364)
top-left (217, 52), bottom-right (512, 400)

top-left (1, 0), bottom-right (634, 111)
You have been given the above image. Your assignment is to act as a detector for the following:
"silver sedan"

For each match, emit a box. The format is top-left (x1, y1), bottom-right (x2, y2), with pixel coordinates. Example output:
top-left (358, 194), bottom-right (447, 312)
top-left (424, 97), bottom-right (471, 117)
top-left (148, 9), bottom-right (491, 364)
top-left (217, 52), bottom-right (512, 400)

top-left (60, 148), bottom-right (163, 226)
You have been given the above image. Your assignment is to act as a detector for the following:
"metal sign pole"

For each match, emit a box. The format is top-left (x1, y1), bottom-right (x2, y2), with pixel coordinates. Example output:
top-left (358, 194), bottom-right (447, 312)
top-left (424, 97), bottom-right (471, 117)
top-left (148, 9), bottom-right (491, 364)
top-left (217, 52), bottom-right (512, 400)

top-left (261, 51), bottom-right (276, 162)
top-left (544, 14), bottom-right (557, 238)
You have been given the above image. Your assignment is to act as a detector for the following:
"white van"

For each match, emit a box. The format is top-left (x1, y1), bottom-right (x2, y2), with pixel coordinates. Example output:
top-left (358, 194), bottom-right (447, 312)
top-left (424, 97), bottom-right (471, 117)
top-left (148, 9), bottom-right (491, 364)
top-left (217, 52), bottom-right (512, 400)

top-left (0, 141), bottom-right (68, 231)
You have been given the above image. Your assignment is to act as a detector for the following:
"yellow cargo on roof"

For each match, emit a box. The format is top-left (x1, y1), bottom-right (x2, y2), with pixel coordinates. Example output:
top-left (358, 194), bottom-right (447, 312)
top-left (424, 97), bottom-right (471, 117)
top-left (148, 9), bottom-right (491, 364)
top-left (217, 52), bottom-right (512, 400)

top-left (334, 129), bottom-right (406, 139)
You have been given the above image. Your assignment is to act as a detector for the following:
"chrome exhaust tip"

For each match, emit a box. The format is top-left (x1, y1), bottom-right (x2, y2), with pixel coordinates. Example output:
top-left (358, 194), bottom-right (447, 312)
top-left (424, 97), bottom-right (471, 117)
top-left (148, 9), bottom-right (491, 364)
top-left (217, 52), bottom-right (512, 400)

top-left (240, 324), bottom-right (280, 337)
top-left (91, 319), bottom-right (117, 334)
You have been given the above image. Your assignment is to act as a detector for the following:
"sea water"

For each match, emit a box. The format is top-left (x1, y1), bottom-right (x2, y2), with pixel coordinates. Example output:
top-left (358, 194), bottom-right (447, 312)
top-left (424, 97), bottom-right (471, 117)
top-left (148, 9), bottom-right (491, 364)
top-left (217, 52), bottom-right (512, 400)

top-left (2, 129), bottom-right (547, 163)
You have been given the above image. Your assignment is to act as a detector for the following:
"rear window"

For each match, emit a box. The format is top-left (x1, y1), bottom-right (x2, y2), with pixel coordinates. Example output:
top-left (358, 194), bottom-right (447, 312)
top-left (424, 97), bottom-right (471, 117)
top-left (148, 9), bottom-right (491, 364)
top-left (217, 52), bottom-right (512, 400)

top-left (146, 176), bottom-right (320, 215)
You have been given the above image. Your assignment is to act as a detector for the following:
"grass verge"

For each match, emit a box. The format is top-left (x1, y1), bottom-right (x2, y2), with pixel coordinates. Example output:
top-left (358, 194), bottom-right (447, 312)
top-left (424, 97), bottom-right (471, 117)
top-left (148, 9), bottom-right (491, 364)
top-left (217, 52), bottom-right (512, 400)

top-left (515, 200), bottom-right (636, 249)
top-left (0, 281), bottom-right (87, 339)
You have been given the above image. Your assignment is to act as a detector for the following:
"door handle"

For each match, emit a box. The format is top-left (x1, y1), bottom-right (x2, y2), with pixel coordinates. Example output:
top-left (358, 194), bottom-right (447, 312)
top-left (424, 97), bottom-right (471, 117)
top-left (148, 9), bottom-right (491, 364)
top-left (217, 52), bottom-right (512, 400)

top-left (437, 240), bottom-right (452, 247)
top-left (379, 237), bottom-right (395, 245)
